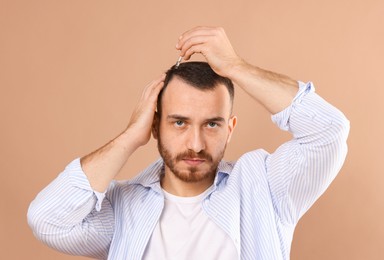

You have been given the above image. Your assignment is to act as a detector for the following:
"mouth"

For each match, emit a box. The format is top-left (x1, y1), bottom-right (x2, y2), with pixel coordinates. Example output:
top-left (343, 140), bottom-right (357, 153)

top-left (182, 158), bottom-right (206, 166)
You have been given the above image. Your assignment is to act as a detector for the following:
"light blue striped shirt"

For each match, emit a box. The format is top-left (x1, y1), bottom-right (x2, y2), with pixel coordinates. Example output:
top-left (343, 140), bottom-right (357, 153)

top-left (28, 82), bottom-right (350, 259)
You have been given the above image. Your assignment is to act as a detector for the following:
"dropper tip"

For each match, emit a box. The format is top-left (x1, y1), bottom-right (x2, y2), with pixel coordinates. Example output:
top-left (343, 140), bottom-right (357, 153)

top-left (175, 56), bottom-right (183, 69)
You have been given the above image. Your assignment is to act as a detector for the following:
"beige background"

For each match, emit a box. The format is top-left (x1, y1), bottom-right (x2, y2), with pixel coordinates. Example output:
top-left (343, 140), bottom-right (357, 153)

top-left (1, 0), bottom-right (383, 259)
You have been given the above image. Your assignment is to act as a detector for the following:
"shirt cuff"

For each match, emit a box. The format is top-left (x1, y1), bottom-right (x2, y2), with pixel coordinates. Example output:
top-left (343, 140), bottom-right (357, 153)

top-left (271, 81), bottom-right (315, 131)
top-left (66, 158), bottom-right (106, 211)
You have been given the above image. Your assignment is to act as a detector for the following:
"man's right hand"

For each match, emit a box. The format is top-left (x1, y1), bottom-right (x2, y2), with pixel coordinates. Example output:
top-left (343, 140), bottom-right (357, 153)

top-left (80, 74), bottom-right (165, 192)
top-left (126, 74), bottom-right (165, 148)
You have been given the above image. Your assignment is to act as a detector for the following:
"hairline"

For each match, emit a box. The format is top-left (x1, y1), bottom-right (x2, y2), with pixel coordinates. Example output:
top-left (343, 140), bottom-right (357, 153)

top-left (157, 75), bottom-right (234, 117)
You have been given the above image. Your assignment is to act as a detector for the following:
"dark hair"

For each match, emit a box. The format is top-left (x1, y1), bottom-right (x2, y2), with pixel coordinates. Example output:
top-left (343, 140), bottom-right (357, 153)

top-left (157, 61), bottom-right (234, 116)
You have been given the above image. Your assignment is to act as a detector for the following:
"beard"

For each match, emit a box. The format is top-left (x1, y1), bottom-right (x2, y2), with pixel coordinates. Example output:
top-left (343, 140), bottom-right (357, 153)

top-left (157, 137), bottom-right (226, 183)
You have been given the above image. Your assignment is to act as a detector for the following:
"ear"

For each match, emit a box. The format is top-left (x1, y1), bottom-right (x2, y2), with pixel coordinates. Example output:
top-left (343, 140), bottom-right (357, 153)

top-left (226, 115), bottom-right (237, 144)
top-left (152, 112), bottom-right (160, 140)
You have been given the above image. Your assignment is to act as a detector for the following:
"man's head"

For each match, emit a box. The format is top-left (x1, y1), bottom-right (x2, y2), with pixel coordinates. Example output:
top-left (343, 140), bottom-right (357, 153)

top-left (156, 62), bottom-right (235, 117)
top-left (152, 61), bottom-right (237, 187)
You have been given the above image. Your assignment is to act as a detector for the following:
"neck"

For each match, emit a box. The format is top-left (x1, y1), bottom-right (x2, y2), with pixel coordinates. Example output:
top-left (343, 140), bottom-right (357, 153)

top-left (161, 167), bottom-right (215, 197)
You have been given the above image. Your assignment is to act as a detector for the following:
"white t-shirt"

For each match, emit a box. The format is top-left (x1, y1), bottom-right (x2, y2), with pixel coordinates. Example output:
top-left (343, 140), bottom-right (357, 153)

top-left (143, 188), bottom-right (238, 260)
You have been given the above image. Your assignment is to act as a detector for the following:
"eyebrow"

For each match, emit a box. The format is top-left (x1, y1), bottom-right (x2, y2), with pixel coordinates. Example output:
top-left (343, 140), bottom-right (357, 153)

top-left (204, 116), bottom-right (226, 123)
top-left (167, 114), bottom-right (226, 123)
top-left (167, 114), bottom-right (189, 121)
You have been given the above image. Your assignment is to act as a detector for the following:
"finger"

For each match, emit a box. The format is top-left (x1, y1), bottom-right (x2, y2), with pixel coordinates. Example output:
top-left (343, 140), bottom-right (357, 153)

top-left (177, 26), bottom-right (225, 48)
top-left (141, 74), bottom-right (166, 100)
top-left (176, 26), bottom-right (217, 50)
top-left (183, 44), bottom-right (207, 61)
top-left (146, 79), bottom-right (165, 104)
top-left (178, 26), bottom-right (215, 39)
top-left (178, 35), bottom-right (215, 57)
top-left (148, 80), bottom-right (165, 101)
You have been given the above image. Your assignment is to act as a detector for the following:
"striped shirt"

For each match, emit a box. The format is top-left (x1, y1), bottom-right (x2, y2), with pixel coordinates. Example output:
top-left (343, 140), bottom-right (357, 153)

top-left (28, 81), bottom-right (350, 259)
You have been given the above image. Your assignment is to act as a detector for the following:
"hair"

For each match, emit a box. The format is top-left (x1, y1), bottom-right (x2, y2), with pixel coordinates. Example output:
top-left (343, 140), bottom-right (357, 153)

top-left (156, 61), bottom-right (234, 117)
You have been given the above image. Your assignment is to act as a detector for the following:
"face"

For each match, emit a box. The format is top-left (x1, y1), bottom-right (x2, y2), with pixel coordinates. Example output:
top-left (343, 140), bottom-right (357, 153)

top-left (153, 77), bottom-right (236, 184)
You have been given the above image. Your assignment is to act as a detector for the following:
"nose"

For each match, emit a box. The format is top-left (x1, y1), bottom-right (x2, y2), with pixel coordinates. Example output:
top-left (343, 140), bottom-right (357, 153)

top-left (186, 127), bottom-right (206, 153)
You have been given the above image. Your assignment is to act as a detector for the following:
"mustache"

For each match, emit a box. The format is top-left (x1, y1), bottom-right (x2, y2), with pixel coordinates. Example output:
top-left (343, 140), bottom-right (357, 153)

top-left (175, 150), bottom-right (213, 162)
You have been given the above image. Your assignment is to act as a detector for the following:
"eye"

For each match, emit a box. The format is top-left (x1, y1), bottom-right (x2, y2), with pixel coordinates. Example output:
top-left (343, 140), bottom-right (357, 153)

top-left (207, 122), bottom-right (218, 128)
top-left (174, 120), bottom-right (185, 127)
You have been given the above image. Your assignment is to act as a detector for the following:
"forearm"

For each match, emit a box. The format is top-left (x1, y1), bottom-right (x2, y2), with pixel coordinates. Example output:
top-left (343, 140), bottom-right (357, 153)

top-left (228, 61), bottom-right (299, 114)
top-left (81, 128), bottom-right (141, 192)
top-left (81, 74), bottom-right (165, 192)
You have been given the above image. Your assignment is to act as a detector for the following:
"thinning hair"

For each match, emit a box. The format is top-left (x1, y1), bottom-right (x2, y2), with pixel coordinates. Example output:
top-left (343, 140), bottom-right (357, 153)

top-left (157, 61), bottom-right (234, 117)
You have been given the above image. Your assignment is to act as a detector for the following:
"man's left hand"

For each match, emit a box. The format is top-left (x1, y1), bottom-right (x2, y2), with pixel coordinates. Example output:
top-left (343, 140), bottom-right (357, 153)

top-left (176, 26), bottom-right (244, 78)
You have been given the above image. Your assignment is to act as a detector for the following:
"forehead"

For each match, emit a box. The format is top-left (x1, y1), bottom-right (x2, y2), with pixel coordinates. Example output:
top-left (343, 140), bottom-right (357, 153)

top-left (161, 77), bottom-right (232, 118)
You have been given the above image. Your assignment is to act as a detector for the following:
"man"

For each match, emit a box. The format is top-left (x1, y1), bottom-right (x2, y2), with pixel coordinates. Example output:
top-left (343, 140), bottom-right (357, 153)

top-left (28, 26), bottom-right (350, 259)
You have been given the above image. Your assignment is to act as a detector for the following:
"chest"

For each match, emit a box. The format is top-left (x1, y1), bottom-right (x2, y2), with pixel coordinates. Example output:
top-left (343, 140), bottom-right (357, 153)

top-left (108, 174), bottom-right (282, 260)
top-left (142, 195), bottom-right (238, 259)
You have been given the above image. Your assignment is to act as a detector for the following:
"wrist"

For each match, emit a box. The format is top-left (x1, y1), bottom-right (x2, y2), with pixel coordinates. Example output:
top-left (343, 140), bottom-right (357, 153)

top-left (226, 59), bottom-right (252, 83)
top-left (121, 126), bottom-right (149, 151)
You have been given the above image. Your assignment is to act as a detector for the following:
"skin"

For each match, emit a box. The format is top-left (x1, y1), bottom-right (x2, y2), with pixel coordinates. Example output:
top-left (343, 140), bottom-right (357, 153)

top-left (152, 77), bottom-right (236, 196)
top-left (80, 26), bottom-right (298, 196)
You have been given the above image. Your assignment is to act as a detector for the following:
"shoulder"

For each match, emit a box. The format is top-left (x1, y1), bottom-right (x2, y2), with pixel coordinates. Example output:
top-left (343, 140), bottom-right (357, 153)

top-left (236, 149), bottom-right (270, 168)
top-left (106, 159), bottom-right (164, 201)
top-left (224, 149), bottom-right (271, 182)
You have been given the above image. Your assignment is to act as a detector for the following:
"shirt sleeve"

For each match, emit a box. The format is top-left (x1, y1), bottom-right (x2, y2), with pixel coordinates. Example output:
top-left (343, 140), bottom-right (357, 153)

top-left (266, 81), bottom-right (350, 225)
top-left (27, 158), bottom-right (115, 259)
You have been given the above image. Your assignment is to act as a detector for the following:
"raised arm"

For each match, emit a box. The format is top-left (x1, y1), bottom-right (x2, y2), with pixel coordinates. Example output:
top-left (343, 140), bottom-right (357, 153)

top-left (177, 26), bottom-right (350, 224)
top-left (176, 26), bottom-right (298, 114)
top-left (28, 75), bottom-right (165, 258)
top-left (81, 74), bottom-right (165, 192)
